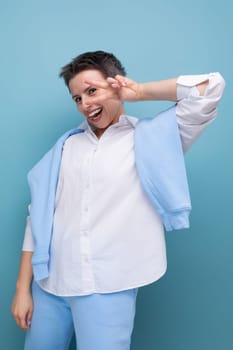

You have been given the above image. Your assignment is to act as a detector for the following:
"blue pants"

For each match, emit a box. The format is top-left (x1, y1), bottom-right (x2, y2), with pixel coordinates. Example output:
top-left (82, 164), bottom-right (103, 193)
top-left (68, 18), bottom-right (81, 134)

top-left (24, 281), bottom-right (138, 350)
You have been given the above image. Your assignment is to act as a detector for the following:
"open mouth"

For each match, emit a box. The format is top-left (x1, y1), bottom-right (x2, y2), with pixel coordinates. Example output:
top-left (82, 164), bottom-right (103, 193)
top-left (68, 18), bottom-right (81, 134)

top-left (88, 108), bottom-right (103, 122)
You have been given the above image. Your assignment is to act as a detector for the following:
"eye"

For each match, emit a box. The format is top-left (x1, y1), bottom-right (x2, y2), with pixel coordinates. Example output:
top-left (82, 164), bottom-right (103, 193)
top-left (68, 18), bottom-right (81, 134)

top-left (74, 96), bottom-right (81, 104)
top-left (88, 87), bottom-right (96, 95)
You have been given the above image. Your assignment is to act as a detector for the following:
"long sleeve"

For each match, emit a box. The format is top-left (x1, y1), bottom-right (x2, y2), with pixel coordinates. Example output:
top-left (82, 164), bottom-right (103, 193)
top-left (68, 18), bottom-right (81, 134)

top-left (22, 215), bottom-right (34, 251)
top-left (176, 72), bottom-right (225, 153)
top-left (22, 165), bottom-right (65, 253)
top-left (21, 146), bottom-right (67, 253)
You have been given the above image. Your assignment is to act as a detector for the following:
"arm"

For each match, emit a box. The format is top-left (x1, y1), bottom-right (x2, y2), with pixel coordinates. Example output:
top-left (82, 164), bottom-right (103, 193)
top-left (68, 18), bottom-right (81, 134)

top-left (137, 77), bottom-right (208, 101)
top-left (138, 73), bottom-right (225, 152)
top-left (85, 73), bottom-right (225, 151)
top-left (11, 215), bottom-right (34, 330)
top-left (11, 251), bottom-right (33, 330)
top-left (85, 74), bottom-right (210, 103)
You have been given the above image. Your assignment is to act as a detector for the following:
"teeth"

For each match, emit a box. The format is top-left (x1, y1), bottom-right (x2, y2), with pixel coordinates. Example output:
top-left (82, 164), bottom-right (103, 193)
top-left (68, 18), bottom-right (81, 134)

top-left (89, 108), bottom-right (101, 118)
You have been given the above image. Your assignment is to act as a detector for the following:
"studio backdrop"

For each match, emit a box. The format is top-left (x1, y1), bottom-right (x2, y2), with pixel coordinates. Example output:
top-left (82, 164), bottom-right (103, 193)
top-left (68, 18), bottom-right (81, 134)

top-left (0, 1), bottom-right (232, 349)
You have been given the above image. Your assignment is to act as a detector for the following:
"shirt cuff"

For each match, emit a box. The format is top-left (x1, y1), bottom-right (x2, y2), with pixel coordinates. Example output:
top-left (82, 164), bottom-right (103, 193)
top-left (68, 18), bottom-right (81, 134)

top-left (177, 73), bottom-right (209, 101)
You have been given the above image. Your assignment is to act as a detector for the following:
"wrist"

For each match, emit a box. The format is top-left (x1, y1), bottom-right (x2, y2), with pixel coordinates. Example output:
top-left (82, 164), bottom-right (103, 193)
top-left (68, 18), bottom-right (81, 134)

top-left (16, 280), bottom-right (32, 294)
top-left (138, 82), bottom-right (159, 101)
top-left (137, 83), bottom-right (146, 101)
top-left (138, 79), bottom-right (177, 102)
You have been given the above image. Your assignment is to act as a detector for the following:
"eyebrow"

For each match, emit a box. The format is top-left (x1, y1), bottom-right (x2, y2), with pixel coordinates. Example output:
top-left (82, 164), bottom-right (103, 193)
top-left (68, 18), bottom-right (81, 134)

top-left (72, 85), bottom-right (91, 100)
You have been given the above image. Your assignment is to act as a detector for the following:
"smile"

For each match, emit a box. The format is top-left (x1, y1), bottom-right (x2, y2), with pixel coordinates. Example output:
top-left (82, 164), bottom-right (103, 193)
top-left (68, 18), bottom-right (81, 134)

top-left (88, 108), bottom-right (103, 121)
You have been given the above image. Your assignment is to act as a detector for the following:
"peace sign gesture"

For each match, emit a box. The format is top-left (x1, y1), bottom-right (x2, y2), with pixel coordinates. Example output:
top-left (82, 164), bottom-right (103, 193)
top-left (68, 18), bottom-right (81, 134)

top-left (84, 74), bottom-right (142, 104)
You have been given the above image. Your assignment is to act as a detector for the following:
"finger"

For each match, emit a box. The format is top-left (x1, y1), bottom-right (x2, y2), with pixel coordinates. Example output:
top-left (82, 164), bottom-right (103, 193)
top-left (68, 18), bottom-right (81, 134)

top-left (115, 74), bottom-right (126, 81)
top-left (106, 77), bottom-right (123, 89)
top-left (16, 316), bottom-right (29, 330)
top-left (20, 316), bottom-right (28, 329)
top-left (107, 78), bottom-right (121, 89)
top-left (106, 77), bottom-right (119, 89)
top-left (84, 79), bottom-right (109, 89)
top-left (106, 77), bottom-right (117, 84)
top-left (114, 75), bottom-right (128, 86)
top-left (26, 310), bottom-right (33, 328)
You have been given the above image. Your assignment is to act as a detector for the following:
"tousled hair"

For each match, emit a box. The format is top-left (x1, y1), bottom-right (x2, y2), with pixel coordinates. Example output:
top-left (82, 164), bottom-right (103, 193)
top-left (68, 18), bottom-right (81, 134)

top-left (59, 50), bottom-right (126, 88)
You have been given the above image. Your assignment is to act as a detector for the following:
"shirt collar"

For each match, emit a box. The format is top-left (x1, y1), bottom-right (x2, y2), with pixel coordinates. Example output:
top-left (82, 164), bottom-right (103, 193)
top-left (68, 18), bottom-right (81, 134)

top-left (78, 114), bottom-right (138, 133)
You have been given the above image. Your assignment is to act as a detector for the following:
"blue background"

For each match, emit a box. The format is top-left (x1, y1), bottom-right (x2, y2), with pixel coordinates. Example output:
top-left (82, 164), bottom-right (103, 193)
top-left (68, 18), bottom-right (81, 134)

top-left (1, 0), bottom-right (232, 349)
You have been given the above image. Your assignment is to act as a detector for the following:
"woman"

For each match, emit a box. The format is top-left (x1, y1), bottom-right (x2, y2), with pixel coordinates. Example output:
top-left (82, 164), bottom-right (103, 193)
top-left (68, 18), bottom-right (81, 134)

top-left (11, 51), bottom-right (225, 350)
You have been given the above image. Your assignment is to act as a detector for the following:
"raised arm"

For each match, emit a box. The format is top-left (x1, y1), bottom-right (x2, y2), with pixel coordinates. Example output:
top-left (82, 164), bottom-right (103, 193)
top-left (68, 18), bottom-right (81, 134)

top-left (85, 74), bottom-right (212, 104)
top-left (85, 72), bottom-right (225, 152)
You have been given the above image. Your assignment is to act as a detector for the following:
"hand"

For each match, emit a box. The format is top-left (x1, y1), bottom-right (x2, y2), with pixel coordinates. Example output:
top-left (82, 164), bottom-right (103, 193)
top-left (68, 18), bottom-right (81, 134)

top-left (84, 75), bottom-right (142, 104)
top-left (11, 290), bottom-right (33, 330)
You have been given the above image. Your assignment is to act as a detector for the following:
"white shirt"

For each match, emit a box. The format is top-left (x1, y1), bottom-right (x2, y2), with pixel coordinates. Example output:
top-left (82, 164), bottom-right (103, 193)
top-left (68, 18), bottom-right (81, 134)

top-left (22, 73), bottom-right (225, 296)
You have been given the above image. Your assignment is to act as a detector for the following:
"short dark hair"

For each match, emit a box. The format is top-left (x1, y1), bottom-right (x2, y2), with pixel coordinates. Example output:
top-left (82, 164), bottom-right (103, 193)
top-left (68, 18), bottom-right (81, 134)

top-left (59, 50), bottom-right (126, 88)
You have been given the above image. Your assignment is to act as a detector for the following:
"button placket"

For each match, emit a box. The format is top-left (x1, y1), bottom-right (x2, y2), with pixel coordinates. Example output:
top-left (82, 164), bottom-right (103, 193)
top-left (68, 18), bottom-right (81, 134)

top-left (79, 145), bottom-right (97, 289)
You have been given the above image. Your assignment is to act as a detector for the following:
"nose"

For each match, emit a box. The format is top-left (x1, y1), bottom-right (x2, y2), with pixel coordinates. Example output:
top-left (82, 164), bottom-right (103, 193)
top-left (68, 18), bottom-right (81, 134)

top-left (82, 95), bottom-right (92, 110)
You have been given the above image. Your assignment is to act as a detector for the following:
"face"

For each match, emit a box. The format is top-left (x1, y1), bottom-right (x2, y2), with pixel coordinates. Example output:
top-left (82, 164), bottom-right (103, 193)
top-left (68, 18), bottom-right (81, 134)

top-left (69, 69), bottom-right (125, 137)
